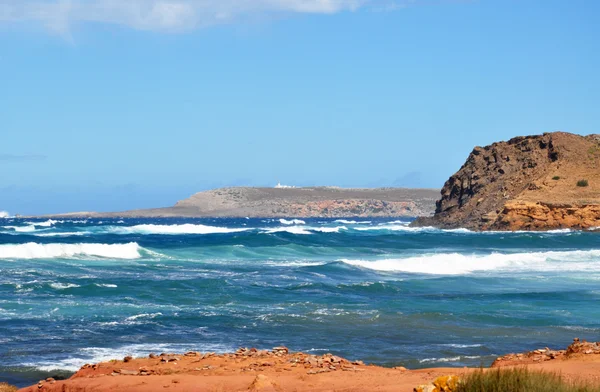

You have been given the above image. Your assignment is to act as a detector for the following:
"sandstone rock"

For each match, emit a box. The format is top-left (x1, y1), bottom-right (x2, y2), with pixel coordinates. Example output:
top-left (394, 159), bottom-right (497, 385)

top-left (248, 374), bottom-right (279, 392)
top-left (118, 369), bottom-right (139, 376)
top-left (433, 375), bottom-right (461, 392)
top-left (160, 356), bottom-right (180, 363)
top-left (123, 356), bottom-right (133, 363)
top-left (414, 375), bottom-right (461, 392)
top-left (272, 346), bottom-right (289, 354)
top-left (414, 385), bottom-right (436, 392)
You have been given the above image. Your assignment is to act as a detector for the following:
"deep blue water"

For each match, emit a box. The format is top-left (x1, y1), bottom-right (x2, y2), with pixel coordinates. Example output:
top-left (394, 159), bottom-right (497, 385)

top-left (1, 217), bottom-right (600, 387)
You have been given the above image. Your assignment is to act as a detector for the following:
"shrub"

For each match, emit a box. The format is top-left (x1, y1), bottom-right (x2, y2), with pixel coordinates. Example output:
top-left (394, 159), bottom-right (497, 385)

top-left (577, 179), bottom-right (589, 187)
top-left (552, 176), bottom-right (561, 180)
top-left (456, 368), bottom-right (600, 392)
top-left (0, 383), bottom-right (18, 392)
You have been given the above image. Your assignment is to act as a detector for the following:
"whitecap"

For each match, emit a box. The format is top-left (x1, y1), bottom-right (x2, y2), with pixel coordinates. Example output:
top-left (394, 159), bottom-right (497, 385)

top-left (334, 220), bottom-right (371, 224)
top-left (356, 224), bottom-right (429, 232)
top-left (49, 283), bottom-right (81, 290)
top-left (0, 242), bottom-right (143, 260)
top-left (125, 312), bottom-right (162, 321)
top-left (419, 355), bottom-right (484, 363)
top-left (340, 249), bottom-right (600, 275)
top-left (309, 226), bottom-right (347, 233)
top-left (23, 342), bottom-right (236, 372)
top-left (279, 219), bottom-right (306, 225)
top-left (25, 219), bottom-right (62, 227)
top-left (109, 224), bottom-right (248, 235)
top-left (264, 226), bottom-right (312, 235)
top-left (438, 343), bottom-right (483, 348)
top-left (3, 225), bottom-right (38, 233)
top-left (33, 232), bottom-right (89, 237)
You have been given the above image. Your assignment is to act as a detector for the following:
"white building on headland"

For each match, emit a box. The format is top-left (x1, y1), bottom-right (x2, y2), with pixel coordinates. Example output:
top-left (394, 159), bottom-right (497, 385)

top-left (275, 182), bottom-right (296, 189)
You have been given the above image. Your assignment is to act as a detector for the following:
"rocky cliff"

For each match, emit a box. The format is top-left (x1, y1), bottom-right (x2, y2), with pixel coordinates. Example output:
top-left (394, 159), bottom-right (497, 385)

top-left (412, 132), bottom-right (600, 231)
top-left (38, 187), bottom-right (439, 218)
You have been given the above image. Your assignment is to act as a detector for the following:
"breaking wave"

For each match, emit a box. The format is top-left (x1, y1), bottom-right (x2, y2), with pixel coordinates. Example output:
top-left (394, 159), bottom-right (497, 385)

top-left (0, 211), bottom-right (10, 218)
top-left (109, 224), bottom-right (249, 235)
top-left (2, 225), bottom-right (39, 233)
top-left (279, 219), bottom-right (306, 225)
top-left (340, 249), bottom-right (600, 275)
top-left (25, 219), bottom-right (62, 227)
top-left (25, 343), bottom-right (235, 372)
top-left (334, 219), bottom-right (371, 224)
top-left (0, 242), bottom-right (143, 260)
top-left (264, 226), bottom-right (313, 235)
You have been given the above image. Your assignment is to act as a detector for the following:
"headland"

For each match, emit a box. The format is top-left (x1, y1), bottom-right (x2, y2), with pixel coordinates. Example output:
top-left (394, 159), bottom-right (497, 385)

top-left (412, 132), bottom-right (600, 231)
top-left (29, 187), bottom-right (439, 219)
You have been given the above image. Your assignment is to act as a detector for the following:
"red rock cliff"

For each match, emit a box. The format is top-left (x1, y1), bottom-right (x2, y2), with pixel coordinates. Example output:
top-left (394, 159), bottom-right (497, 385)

top-left (412, 132), bottom-right (600, 231)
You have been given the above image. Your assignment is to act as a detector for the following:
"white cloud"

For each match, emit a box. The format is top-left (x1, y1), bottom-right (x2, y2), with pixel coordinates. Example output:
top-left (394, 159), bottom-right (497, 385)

top-left (0, 0), bottom-right (407, 33)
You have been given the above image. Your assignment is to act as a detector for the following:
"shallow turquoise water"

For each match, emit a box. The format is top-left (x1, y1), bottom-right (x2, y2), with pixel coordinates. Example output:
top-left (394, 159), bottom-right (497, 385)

top-left (1, 217), bottom-right (599, 387)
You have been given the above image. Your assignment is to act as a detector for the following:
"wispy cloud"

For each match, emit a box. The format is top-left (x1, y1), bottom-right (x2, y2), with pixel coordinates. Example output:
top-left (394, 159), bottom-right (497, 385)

top-left (0, 153), bottom-right (47, 162)
top-left (0, 0), bottom-right (416, 34)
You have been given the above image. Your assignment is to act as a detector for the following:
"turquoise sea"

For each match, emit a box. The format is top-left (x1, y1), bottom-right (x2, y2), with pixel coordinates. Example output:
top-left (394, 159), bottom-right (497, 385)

top-left (1, 217), bottom-right (600, 387)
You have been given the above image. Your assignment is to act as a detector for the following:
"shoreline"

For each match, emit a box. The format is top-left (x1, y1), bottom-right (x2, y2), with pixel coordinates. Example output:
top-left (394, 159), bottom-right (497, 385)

top-left (17, 339), bottom-right (600, 392)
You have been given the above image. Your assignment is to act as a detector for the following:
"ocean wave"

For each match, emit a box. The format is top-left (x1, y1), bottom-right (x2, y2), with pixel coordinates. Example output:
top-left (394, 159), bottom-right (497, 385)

top-left (25, 219), bottom-right (62, 227)
top-left (33, 231), bottom-right (89, 237)
top-left (2, 225), bottom-right (39, 233)
top-left (125, 312), bottom-right (162, 321)
top-left (310, 226), bottom-right (347, 233)
top-left (340, 249), bottom-right (600, 275)
top-left (279, 219), bottom-right (306, 225)
top-left (110, 224), bottom-right (249, 235)
top-left (438, 343), bottom-right (483, 348)
top-left (419, 355), bottom-right (485, 363)
top-left (357, 224), bottom-right (473, 233)
top-left (95, 283), bottom-right (118, 288)
top-left (263, 225), bottom-right (347, 235)
top-left (383, 220), bottom-right (411, 224)
top-left (0, 211), bottom-right (10, 218)
top-left (49, 283), bottom-right (81, 290)
top-left (334, 219), bottom-right (371, 224)
top-left (264, 226), bottom-right (313, 235)
top-left (23, 343), bottom-right (235, 372)
top-left (0, 242), bottom-right (143, 260)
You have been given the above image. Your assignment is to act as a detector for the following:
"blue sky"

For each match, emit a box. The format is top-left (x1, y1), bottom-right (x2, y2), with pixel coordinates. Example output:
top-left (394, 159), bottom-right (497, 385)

top-left (1, 0), bottom-right (598, 214)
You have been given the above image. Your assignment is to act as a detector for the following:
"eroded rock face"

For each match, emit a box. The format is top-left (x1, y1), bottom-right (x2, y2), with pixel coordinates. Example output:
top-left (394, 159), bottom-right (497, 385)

top-left (412, 132), bottom-right (600, 231)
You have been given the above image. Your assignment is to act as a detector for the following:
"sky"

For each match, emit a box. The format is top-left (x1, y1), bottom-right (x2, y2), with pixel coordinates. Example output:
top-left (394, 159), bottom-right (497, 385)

top-left (1, 0), bottom-right (599, 214)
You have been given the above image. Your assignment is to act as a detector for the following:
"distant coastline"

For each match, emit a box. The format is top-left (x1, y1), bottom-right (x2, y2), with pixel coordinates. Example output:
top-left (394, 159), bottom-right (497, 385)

top-left (26, 186), bottom-right (439, 219)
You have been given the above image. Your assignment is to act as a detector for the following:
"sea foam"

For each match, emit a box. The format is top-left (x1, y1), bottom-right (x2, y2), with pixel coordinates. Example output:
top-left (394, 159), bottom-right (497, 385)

top-left (0, 242), bottom-right (142, 260)
top-left (279, 219), bottom-right (306, 225)
top-left (25, 342), bottom-right (236, 372)
top-left (341, 249), bottom-right (600, 275)
top-left (25, 219), bottom-right (62, 227)
top-left (110, 224), bottom-right (249, 235)
top-left (334, 219), bottom-right (371, 224)
top-left (264, 226), bottom-right (313, 235)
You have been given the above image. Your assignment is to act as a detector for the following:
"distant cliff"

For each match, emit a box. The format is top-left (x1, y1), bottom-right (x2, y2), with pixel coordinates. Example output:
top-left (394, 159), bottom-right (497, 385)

top-left (412, 132), bottom-right (600, 231)
top-left (38, 187), bottom-right (439, 218)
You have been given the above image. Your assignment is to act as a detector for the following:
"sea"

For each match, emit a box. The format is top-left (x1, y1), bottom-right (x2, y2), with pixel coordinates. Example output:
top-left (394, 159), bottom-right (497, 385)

top-left (1, 217), bottom-right (600, 387)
